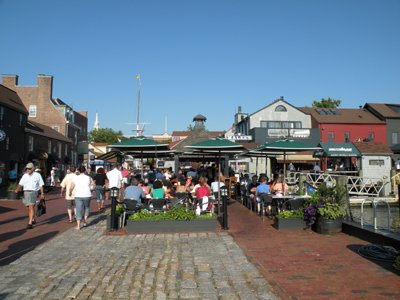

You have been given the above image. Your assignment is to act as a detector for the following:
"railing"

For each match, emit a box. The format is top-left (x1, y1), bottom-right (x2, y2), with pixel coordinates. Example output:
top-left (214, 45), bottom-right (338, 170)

top-left (361, 198), bottom-right (391, 231)
top-left (286, 171), bottom-right (390, 197)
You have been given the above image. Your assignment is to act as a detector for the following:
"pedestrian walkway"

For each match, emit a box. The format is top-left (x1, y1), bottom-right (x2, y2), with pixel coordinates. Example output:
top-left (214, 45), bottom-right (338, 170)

top-left (0, 209), bottom-right (278, 299)
top-left (0, 196), bottom-right (399, 299)
top-left (227, 200), bottom-right (400, 299)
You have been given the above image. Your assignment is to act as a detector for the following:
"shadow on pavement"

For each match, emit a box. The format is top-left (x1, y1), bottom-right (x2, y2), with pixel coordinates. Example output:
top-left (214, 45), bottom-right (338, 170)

top-left (347, 244), bottom-right (400, 276)
top-left (0, 216), bottom-right (26, 226)
top-left (0, 231), bottom-right (59, 266)
top-left (0, 206), bottom-right (16, 214)
top-left (0, 228), bottom-right (26, 244)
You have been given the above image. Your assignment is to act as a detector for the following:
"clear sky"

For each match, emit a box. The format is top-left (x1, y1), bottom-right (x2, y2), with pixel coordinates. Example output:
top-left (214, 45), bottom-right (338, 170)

top-left (1, 0), bottom-right (399, 136)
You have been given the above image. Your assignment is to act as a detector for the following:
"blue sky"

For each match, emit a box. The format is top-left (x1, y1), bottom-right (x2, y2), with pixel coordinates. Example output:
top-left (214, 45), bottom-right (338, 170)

top-left (1, 0), bottom-right (399, 136)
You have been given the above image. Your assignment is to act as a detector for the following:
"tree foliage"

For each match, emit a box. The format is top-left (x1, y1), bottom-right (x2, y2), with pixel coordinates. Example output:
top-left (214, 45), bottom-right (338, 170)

top-left (88, 128), bottom-right (127, 144)
top-left (312, 98), bottom-right (341, 108)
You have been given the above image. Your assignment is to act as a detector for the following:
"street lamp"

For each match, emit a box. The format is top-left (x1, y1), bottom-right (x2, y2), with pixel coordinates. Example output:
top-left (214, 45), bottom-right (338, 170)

top-left (220, 186), bottom-right (229, 230)
top-left (109, 187), bottom-right (119, 231)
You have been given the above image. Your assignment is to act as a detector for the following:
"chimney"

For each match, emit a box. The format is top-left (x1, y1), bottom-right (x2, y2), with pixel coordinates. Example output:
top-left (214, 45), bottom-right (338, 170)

top-left (2, 74), bottom-right (18, 88)
top-left (37, 74), bottom-right (53, 101)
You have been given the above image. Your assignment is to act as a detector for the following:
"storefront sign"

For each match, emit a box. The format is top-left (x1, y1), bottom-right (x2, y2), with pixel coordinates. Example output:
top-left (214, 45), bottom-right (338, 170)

top-left (226, 135), bottom-right (252, 141)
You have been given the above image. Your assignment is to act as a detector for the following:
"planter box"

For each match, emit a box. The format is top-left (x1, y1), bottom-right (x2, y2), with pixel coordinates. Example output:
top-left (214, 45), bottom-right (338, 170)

top-left (126, 219), bottom-right (217, 234)
top-left (274, 217), bottom-right (306, 230)
top-left (7, 191), bottom-right (19, 200)
top-left (315, 217), bottom-right (343, 235)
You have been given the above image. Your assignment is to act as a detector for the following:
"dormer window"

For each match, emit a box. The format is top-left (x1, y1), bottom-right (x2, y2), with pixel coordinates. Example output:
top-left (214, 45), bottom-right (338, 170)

top-left (275, 105), bottom-right (287, 112)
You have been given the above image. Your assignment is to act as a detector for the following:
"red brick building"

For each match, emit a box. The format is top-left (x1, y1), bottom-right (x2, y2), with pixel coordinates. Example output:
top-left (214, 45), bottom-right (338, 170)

top-left (299, 107), bottom-right (386, 144)
top-left (1, 74), bottom-right (88, 170)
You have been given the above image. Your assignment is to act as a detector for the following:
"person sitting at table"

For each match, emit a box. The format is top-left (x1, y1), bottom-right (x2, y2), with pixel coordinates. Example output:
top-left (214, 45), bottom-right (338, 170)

top-left (151, 179), bottom-right (165, 199)
top-left (124, 178), bottom-right (146, 207)
top-left (194, 176), bottom-right (211, 211)
top-left (270, 175), bottom-right (288, 196)
top-left (256, 175), bottom-right (270, 215)
top-left (176, 178), bottom-right (187, 192)
top-left (138, 179), bottom-right (152, 198)
top-left (247, 175), bottom-right (259, 212)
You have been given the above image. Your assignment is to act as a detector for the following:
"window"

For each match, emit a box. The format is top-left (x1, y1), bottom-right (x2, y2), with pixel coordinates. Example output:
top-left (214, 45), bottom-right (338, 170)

top-left (369, 160), bottom-right (384, 166)
top-left (275, 105), bottom-right (287, 112)
top-left (48, 140), bottom-right (51, 153)
top-left (282, 122), bottom-right (292, 129)
top-left (392, 132), bottom-right (399, 144)
top-left (294, 122), bottom-right (302, 129)
top-left (19, 114), bottom-right (25, 126)
top-left (29, 105), bottom-right (37, 117)
top-left (344, 132), bottom-right (350, 143)
top-left (65, 144), bottom-right (68, 156)
top-left (267, 121), bottom-right (280, 128)
top-left (28, 136), bottom-right (34, 151)
top-left (260, 121), bottom-right (268, 128)
top-left (0, 106), bottom-right (3, 120)
top-left (328, 132), bottom-right (334, 142)
top-left (58, 142), bottom-right (62, 159)
top-left (368, 132), bottom-right (374, 141)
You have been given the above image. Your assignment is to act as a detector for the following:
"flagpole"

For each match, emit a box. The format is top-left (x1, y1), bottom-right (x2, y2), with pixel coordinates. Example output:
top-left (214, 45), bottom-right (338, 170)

top-left (136, 74), bottom-right (141, 136)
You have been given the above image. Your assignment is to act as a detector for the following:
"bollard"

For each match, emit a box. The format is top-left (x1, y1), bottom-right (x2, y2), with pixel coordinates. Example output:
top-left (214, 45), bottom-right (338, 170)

top-left (221, 186), bottom-right (229, 230)
top-left (109, 187), bottom-right (119, 231)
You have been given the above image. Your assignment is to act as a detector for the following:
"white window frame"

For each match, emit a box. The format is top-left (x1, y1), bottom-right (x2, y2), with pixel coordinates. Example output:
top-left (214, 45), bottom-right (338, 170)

top-left (29, 105), bottom-right (37, 117)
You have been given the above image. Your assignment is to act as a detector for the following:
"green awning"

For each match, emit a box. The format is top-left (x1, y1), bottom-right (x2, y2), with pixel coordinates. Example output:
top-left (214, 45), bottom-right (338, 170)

top-left (316, 142), bottom-right (361, 157)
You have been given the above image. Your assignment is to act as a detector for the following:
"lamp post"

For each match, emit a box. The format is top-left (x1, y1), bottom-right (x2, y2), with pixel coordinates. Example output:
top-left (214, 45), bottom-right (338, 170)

top-left (109, 187), bottom-right (119, 231)
top-left (220, 186), bottom-right (229, 230)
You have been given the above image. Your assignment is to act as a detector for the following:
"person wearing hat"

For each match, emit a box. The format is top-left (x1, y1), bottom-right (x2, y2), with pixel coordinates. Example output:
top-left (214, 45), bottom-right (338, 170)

top-left (15, 162), bottom-right (45, 229)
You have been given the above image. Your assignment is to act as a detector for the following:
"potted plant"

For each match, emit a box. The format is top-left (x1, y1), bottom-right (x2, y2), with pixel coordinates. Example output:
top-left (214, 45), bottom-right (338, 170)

top-left (7, 182), bottom-right (19, 200)
top-left (274, 209), bottom-right (306, 230)
top-left (126, 205), bottom-right (217, 233)
top-left (303, 183), bottom-right (347, 235)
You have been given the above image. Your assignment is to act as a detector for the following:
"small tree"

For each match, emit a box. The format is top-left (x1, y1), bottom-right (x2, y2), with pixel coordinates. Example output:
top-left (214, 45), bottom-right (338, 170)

top-left (312, 98), bottom-right (341, 108)
top-left (88, 128), bottom-right (127, 144)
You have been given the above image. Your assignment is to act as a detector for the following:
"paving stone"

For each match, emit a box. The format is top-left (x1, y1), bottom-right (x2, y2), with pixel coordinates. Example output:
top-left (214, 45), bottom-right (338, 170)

top-left (0, 214), bottom-right (277, 300)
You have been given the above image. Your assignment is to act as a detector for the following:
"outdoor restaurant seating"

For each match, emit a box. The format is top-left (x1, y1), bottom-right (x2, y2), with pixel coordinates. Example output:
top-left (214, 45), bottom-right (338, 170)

top-left (150, 198), bottom-right (167, 212)
top-left (122, 199), bottom-right (142, 227)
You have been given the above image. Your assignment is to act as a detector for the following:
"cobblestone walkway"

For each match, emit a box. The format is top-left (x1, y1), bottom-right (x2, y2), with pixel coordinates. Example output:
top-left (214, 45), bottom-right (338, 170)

top-left (0, 216), bottom-right (278, 300)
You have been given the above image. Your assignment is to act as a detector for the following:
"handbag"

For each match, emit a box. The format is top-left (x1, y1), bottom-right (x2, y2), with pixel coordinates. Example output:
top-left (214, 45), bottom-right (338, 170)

top-left (36, 199), bottom-right (46, 217)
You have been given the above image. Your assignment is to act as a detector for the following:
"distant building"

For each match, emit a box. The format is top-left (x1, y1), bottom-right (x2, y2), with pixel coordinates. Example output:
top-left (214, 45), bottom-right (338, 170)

top-left (1, 74), bottom-right (88, 170)
top-left (299, 106), bottom-right (387, 144)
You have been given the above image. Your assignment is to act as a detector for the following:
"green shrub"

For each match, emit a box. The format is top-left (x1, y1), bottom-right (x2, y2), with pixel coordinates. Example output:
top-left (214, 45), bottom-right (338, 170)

top-left (128, 206), bottom-right (217, 221)
top-left (278, 209), bottom-right (304, 219)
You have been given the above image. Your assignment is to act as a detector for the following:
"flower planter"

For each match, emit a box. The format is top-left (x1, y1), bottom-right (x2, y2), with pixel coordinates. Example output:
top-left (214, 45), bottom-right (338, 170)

top-left (7, 191), bottom-right (19, 200)
top-left (315, 216), bottom-right (343, 235)
top-left (126, 219), bottom-right (217, 234)
top-left (274, 217), bottom-right (306, 230)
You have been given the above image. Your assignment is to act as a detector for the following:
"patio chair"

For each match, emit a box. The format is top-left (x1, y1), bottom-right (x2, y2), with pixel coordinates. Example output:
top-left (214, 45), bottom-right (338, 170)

top-left (122, 199), bottom-right (141, 227)
top-left (260, 193), bottom-right (273, 220)
top-left (150, 198), bottom-right (167, 212)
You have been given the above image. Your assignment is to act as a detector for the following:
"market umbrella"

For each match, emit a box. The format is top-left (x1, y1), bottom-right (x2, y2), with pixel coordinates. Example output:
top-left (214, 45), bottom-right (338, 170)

top-left (109, 136), bottom-right (173, 175)
top-left (185, 137), bottom-right (246, 214)
top-left (253, 139), bottom-right (321, 179)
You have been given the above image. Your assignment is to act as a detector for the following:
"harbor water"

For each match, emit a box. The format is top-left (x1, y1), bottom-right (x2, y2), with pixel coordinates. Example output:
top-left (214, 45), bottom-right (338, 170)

top-left (347, 205), bottom-right (400, 233)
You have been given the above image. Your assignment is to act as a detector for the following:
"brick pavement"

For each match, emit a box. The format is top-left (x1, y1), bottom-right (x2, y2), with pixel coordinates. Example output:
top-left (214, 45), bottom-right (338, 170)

top-left (227, 200), bottom-right (400, 299)
top-left (1, 193), bottom-right (399, 299)
top-left (0, 214), bottom-right (277, 299)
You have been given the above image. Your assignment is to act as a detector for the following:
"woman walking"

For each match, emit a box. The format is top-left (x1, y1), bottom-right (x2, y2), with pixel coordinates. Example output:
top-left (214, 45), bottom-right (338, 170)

top-left (69, 166), bottom-right (93, 230)
top-left (60, 166), bottom-right (77, 223)
top-left (93, 167), bottom-right (108, 212)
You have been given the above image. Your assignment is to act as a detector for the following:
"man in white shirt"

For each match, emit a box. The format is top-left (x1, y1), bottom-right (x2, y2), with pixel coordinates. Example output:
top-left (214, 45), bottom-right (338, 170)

top-left (15, 162), bottom-right (45, 229)
top-left (107, 163), bottom-right (123, 189)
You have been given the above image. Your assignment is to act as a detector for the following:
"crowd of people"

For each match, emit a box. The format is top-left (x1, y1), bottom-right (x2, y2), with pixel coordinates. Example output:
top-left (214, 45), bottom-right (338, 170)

top-left (239, 172), bottom-right (289, 216)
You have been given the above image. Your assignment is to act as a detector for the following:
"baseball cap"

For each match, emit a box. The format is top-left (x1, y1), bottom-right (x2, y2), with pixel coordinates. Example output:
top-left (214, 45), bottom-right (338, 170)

top-left (25, 162), bottom-right (34, 169)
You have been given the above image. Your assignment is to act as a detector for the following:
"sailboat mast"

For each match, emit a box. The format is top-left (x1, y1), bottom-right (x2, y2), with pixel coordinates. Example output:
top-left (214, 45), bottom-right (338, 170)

top-left (136, 74), bottom-right (141, 136)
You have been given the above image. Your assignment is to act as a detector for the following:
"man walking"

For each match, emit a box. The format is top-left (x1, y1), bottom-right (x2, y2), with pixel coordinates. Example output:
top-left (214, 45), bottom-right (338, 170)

top-left (15, 162), bottom-right (45, 229)
top-left (107, 163), bottom-right (123, 200)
